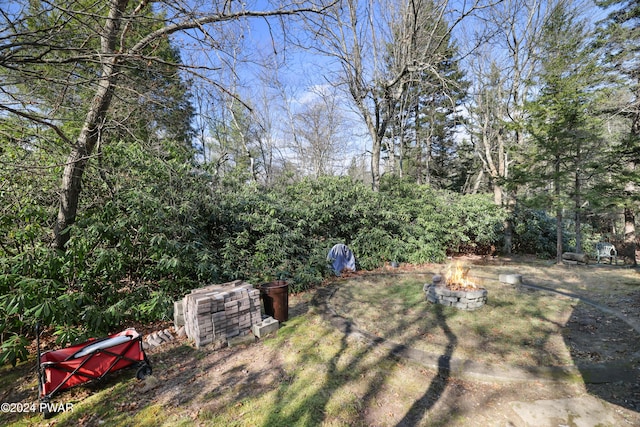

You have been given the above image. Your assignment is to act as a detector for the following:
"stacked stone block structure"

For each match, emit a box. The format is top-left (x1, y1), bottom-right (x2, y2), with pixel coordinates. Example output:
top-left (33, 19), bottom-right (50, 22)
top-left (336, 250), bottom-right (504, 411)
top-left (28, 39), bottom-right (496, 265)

top-left (174, 280), bottom-right (262, 348)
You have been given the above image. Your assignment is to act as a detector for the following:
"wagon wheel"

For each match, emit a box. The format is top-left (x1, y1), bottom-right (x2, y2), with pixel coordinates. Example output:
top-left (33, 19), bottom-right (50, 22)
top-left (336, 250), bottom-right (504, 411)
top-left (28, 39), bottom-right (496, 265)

top-left (42, 407), bottom-right (54, 420)
top-left (136, 363), bottom-right (152, 380)
top-left (40, 399), bottom-right (54, 419)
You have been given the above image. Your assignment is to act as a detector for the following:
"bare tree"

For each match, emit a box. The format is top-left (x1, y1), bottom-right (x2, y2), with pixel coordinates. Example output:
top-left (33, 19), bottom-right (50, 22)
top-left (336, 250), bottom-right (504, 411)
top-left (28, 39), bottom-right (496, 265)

top-left (467, 0), bottom-right (550, 200)
top-left (300, 0), bottom-right (496, 190)
top-left (291, 87), bottom-right (350, 177)
top-left (251, 52), bottom-right (303, 185)
top-left (0, 0), bottom-right (334, 250)
top-left (467, 59), bottom-right (510, 205)
top-left (184, 75), bottom-right (287, 185)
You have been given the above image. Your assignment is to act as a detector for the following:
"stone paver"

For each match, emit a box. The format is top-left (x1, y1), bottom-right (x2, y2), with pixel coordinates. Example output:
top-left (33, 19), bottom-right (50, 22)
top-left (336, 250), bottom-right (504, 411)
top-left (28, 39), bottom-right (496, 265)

top-left (509, 396), bottom-right (618, 427)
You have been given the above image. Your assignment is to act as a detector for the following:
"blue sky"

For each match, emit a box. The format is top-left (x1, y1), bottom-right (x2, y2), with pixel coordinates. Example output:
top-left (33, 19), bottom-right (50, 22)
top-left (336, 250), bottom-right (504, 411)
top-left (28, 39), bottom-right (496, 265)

top-left (169, 0), bottom-right (612, 173)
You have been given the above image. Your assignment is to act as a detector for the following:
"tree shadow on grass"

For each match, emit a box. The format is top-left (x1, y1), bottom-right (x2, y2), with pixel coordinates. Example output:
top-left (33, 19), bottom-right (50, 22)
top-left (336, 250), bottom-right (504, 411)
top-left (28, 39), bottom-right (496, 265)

top-left (394, 303), bottom-right (456, 426)
top-left (258, 283), bottom-right (466, 426)
top-left (562, 300), bottom-right (640, 413)
top-left (259, 287), bottom-right (392, 426)
top-left (511, 268), bottom-right (640, 414)
top-left (18, 270), bottom-right (588, 426)
top-left (327, 271), bottom-right (595, 424)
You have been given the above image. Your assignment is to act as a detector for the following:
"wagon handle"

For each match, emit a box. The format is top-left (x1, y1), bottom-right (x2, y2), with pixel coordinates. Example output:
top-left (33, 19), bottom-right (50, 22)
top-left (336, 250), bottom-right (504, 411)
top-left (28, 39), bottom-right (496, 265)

top-left (35, 322), bottom-right (44, 398)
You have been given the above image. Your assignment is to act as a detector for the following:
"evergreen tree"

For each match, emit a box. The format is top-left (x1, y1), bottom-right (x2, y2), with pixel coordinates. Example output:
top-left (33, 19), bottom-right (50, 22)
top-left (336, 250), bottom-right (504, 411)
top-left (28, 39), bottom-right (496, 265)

top-left (408, 54), bottom-right (468, 190)
top-left (525, 1), bottom-right (603, 262)
top-left (383, 6), bottom-right (468, 190)
top-left (595, 0), bottom-right (640, 264)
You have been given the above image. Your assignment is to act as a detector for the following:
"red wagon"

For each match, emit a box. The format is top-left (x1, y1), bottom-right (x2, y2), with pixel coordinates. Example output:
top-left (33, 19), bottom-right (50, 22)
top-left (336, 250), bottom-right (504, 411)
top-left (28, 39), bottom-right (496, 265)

top-left (36, 327), bottom-right (152, 415)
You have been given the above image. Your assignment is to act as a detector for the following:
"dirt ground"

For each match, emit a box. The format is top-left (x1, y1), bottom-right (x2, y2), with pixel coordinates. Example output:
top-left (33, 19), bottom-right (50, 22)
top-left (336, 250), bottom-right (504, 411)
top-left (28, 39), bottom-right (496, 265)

top-left (3, 258), bottom-right (640, 426)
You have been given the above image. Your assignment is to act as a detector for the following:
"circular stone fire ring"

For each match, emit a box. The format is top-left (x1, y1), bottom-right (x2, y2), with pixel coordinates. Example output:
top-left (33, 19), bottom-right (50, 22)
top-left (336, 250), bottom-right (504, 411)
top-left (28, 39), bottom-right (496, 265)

top-left (423, 282), bottom-right (487, 311)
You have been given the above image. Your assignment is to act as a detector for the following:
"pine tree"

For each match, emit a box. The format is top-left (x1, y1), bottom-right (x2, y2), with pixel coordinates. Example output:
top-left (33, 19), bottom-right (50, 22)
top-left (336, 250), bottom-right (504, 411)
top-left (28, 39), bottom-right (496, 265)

top-left (382, 4), bottom-right (468, 190)
top-left (525, 1), bottom-right (603, 262)
top-left (595, 0), bottom-right (640, 264)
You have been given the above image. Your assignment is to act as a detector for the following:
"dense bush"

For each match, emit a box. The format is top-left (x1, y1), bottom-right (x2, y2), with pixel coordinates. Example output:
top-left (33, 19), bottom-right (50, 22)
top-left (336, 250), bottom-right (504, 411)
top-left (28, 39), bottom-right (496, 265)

top-left (1, 140), bottom-right (215, 364)
top-left (0, 155), bottom-right (508, 365)
top-left (509, 208), bottom-right (603, 258)
top-left (510, 208), bottom-right (561, 257)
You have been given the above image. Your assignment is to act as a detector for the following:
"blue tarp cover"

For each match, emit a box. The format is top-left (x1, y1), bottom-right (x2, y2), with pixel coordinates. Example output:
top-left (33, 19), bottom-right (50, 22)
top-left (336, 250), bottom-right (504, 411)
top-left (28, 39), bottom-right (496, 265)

top-left (327, 244), bottom-right (356, 276)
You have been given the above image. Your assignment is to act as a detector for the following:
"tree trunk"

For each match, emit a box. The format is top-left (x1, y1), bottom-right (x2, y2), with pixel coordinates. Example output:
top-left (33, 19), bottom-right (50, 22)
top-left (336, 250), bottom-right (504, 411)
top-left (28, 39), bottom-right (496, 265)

top-left (574, 205), bottom-right (582, 253)
top-left (424, 134), bottom-right (432, 186)
top-left (562, 252), bottom-right (588, 263)
top-left (503, 217), bottom-right (513, 255)
top-left (555, 153), bottom-right (563, 264)
top-left (53, 0), bottom-right (128, 250)
top-left (362, 97), bottom-right (389, 192)
top-left (574, 140), bottom-right (582, 253)
top-left (371, 136), bottom-right (381, 191)
top-left (493, 184), bottom-right (502, 206)
top-left (573, 160), bottom-right (582, 254)
top-left (556, 208), bottom-right (563, 264)
top-left (624, 206), bottom-right (637, 266)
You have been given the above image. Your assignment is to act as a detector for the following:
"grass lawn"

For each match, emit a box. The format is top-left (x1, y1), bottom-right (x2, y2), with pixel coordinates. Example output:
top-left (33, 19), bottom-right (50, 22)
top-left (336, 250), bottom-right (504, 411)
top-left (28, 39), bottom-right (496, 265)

top-left (331, 271), bottom-right (577, 367)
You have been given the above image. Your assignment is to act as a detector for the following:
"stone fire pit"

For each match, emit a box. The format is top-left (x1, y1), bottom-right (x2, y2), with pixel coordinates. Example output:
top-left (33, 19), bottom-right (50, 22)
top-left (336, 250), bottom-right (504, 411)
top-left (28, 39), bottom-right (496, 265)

top-left (423, 267), bottom-right (487, 311)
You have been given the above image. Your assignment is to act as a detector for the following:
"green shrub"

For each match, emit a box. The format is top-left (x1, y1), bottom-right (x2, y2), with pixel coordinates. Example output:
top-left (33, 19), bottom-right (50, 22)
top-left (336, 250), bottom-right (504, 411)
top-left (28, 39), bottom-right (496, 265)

top-left (511, 208), bottom-right (564, 257)
top-left (0, 334), bottom-right (30, 367)
top-left (447, 193), bottom-right (507, 254)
